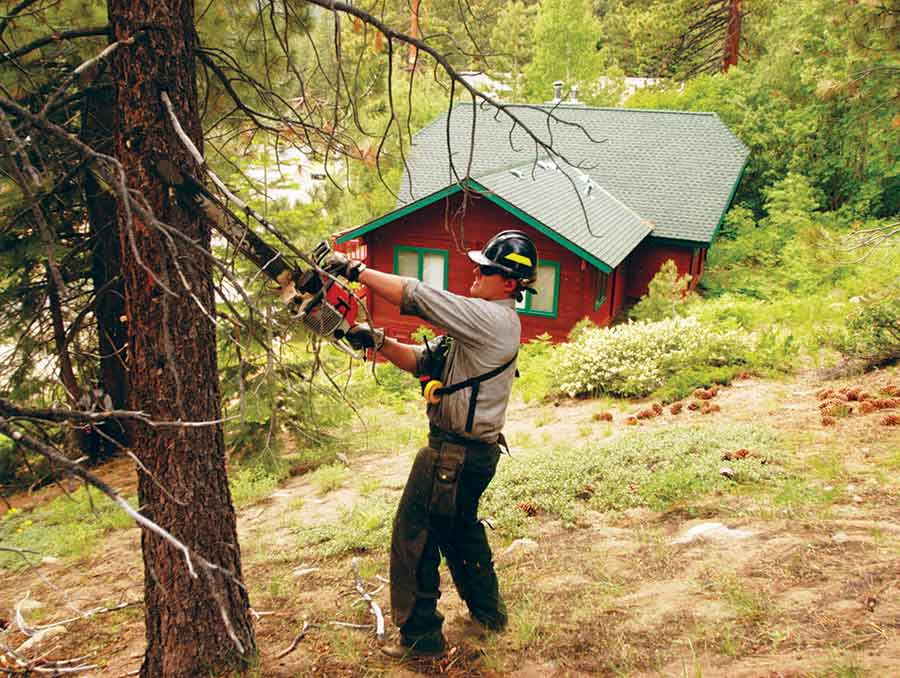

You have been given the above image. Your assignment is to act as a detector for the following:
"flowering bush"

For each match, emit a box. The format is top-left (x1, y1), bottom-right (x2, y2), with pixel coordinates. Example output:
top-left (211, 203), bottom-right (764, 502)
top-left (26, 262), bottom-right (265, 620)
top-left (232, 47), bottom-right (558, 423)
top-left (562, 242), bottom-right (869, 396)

top-left (552, 316), bottom-right (753, 398)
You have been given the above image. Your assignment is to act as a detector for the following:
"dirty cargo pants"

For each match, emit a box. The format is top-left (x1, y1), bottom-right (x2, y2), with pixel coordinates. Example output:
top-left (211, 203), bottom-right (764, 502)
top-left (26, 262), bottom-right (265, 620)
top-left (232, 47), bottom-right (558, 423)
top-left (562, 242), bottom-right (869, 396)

top-left (390, 429), bottom-right (507, 648)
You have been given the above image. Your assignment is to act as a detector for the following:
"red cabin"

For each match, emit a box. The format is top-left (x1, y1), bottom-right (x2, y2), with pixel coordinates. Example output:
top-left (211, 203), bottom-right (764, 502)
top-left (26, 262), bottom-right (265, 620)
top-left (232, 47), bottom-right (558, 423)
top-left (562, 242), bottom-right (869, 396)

top-left (336, 102), bottom-right (747, 342)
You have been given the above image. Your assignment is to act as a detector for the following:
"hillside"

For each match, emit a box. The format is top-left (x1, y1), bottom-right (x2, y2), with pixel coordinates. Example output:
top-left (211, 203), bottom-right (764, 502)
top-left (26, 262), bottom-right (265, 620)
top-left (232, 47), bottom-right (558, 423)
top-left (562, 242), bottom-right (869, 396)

top-left (2, 367), bottom-right (898, 677)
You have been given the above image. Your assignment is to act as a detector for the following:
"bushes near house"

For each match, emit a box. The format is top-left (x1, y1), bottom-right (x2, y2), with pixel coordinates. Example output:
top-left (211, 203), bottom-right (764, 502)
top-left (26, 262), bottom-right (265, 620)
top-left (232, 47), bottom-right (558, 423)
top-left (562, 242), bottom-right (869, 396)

top-left (552, 316), bottom-right (754, 399)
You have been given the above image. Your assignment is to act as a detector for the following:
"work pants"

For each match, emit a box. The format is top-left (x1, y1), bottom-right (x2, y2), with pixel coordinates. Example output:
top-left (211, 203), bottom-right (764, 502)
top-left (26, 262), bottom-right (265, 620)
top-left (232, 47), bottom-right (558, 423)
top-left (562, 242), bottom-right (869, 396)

top-left (389, 432), bottom-right (507, 646)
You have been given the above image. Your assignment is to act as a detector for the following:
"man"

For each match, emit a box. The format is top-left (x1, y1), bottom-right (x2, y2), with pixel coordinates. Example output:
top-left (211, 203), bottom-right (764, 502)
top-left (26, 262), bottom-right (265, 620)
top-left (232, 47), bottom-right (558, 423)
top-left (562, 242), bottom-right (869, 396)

top-left (324, 230), bottom-right (539, 659)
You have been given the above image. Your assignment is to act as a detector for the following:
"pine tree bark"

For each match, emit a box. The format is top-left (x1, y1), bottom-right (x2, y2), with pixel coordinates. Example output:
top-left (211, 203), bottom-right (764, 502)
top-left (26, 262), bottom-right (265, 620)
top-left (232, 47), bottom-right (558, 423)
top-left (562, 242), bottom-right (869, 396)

top-left (106, 0), bottom-right (257, 675)
top-left (81, 81), bottom-right (131, 463)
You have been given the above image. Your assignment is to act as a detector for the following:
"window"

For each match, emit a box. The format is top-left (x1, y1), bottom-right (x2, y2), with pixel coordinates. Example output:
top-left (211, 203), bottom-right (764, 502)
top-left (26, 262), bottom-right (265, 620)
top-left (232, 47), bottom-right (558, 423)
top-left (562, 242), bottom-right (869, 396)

top-left (394, 246), bottom-right (448, 289)
top-left (594, 270), bottom-right (610, 310)
top-left (516, 260), bottom-right (559, 317)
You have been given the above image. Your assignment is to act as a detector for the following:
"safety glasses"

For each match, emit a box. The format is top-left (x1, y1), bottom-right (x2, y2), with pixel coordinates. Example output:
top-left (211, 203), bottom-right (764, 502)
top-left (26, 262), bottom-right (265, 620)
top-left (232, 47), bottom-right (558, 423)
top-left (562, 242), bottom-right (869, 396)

top-left (478, 264), bottom-right (504, 277)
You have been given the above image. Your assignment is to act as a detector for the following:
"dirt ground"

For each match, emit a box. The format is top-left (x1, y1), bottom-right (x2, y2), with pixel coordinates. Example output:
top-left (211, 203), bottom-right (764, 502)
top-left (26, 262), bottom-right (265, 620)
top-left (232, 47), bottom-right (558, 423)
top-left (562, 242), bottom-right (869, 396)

top-left (2, 368), bottom-right (898, 677)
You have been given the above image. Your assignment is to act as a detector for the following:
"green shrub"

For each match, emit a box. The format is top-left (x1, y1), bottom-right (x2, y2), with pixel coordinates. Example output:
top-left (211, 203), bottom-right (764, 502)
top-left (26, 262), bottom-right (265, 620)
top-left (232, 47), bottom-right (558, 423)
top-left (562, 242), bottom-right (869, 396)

top-left (833, 294), bottom-right (900, 367)
top-left (513, 332), bottom-right (556, 403)
top-left (652, 365), bottom-right (745, 403)
top-left (308, 463), bottom-right (349, 495)
top-left (229, 464), bottom-right (283, 508)
top-left (552, 317), bottom-right (752, 398)
top-left (411, 325), bottom-right (436, 343)
top-left (630, 259), bottom-right (695, 322)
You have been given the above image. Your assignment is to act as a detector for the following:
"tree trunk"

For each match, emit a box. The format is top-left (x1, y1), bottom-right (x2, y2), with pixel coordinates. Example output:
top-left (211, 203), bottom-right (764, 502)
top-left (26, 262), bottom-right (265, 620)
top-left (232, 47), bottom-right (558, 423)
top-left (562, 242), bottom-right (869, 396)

top-left (81, 81), bottom-right (131, 463)
top-left (722, 0), bottom-right (741, 72)
top-left (106, 0), bottom-right (257, 675)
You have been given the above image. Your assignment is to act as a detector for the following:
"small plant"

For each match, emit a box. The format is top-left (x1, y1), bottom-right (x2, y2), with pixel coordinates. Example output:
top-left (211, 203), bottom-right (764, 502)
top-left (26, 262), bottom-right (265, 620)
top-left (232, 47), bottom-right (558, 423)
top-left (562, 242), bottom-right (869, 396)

top-left (630, 259), bottom-right (695, 322)
top-left (410, 324), bottom-right (436, 343)
top-left (309, 463), bottom-right (349, 495)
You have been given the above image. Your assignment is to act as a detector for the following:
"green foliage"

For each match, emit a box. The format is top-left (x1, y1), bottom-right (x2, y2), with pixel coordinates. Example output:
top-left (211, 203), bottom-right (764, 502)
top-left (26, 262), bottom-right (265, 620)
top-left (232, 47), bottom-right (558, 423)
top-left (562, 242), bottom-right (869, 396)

top-left (229, 463), bottom-right (286, 508)
top-left (513, 332), bottom-right (555, 403)
top-left (410, 325), bottom-right (436, 343)
top-left (308, 463), bottom-right (349, 495)
top-left (830, 295), bottom-right (900, 367)
top-left (482, 424), bottom-right (782, 535)
top-left (629, 259), bottom-right (695, 322)
top-left (652, 365), bottom-right (745, 404)
top-left (552, 317), bottom-right (753, 398)
top-left (0, 488), bottom-right (134, 571)
top-left (294, 492), bottom-right (395, 557)
top-left (523, 0), bottom-right (604, 103)
top-left (488, 1), bottom-right (538, 96)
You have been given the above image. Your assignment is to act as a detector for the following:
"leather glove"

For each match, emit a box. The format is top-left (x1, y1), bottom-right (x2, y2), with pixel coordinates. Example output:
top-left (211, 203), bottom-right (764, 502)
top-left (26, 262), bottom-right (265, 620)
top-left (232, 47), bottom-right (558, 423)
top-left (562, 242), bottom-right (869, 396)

top-left (322, 252), bottom-right (366, 282)
top-left (344, 323), bottom-right (385, 351)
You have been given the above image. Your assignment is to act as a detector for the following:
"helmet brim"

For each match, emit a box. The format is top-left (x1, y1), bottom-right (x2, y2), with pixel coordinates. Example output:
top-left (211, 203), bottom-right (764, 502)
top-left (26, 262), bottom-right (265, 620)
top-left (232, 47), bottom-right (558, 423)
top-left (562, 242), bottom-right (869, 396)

top-left (467, 250), bottom-right (493, 266)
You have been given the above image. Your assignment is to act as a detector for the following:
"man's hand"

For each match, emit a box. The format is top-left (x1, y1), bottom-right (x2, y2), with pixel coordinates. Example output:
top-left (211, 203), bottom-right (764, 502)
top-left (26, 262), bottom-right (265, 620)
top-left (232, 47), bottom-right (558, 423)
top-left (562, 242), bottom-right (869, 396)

top-left (344, 323), bottom-right (385, 351)
top-left (322, 252), bottom-right (366, 282)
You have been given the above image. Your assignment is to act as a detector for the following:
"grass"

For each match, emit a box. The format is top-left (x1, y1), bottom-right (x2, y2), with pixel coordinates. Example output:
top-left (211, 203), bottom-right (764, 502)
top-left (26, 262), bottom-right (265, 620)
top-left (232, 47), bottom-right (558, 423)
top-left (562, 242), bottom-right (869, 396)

top-left (482, 423), bottom-right (784, 537)
top-left (293, 492), bottom-right (395, 557)
top-left (0, 487), bottom-right (134, 571)
top-left (308, 463), bottom-right (349, 495)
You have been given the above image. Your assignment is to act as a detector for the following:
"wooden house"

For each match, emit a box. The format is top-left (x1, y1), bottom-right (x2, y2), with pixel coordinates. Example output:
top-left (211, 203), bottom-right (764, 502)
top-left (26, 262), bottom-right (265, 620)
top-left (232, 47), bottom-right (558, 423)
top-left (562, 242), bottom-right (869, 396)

top-left (335, 102), bottom-right (748, 342)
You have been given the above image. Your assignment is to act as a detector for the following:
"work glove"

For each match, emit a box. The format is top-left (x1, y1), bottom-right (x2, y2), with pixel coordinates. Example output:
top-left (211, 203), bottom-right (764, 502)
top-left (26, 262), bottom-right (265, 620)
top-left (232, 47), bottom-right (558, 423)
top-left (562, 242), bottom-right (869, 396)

top-left (322, 251), bottom-right (366, 282)
top-left (344, 323), bottom-right (385, 351)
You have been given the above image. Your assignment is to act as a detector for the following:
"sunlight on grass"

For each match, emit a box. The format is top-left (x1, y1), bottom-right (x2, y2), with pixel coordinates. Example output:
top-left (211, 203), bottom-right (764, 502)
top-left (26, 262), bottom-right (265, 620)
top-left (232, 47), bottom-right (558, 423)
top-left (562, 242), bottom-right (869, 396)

top-left (308, 463), bottom-right (349, 495)
top-left (483, 423), bottom-right (783, 537)
top-left (0, 488), bottom-right (134, 570)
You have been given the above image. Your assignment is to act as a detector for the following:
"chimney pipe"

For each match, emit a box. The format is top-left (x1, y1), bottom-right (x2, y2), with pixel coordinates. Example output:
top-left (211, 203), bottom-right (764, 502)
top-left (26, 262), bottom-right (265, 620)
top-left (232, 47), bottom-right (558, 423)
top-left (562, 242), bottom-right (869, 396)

top-left (552, 80), bottom-right (563, 103)
top-left (570, 85), bottom-right (580, 104)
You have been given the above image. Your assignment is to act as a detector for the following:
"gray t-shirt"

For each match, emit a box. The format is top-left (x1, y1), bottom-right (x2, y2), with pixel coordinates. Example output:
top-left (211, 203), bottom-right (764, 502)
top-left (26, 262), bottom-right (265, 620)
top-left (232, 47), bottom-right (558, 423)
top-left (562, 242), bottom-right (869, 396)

top-left (400, 278), bottom-right (521, 442)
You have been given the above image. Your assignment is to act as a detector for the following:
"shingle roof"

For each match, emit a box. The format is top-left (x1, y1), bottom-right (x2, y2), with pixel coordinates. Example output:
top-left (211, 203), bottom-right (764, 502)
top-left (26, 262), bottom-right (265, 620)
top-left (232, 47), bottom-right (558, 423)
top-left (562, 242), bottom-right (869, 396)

top-left (473, 160), bottom-right (651, 269)
top-left (340, 102), bottom-right (748, 269)
top-left (419, 102), bottom-right (745, 232)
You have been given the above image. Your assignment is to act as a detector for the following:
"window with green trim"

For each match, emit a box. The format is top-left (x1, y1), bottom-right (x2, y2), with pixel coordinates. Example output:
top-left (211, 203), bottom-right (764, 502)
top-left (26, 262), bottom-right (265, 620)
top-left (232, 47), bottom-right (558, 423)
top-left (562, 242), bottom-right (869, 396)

top-left (394, 246), bottom-right (448, 289)
top-left (516, 260), bottom-right (559, 317)
top-left (594, 270), bottom-right (610, 310)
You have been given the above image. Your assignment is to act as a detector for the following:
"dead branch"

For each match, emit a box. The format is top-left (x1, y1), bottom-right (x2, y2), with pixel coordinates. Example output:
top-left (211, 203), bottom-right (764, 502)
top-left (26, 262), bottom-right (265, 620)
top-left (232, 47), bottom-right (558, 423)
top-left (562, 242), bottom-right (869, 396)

top-left (273, 620), bottom-right (311, 659)
top-left (349, 557), bottom-right (384, 641)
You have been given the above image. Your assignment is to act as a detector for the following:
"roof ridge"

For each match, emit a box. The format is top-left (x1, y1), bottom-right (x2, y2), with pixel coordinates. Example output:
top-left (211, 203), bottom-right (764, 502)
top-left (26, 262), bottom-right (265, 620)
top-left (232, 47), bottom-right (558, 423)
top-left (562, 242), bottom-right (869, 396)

top-left (446, 101), bottom-right (719, 117)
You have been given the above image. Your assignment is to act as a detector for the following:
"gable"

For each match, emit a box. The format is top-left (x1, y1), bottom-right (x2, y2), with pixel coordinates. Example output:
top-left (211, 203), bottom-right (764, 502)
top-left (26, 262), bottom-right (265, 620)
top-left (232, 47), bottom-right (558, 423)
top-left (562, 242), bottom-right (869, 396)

top-left (336, 178), bottom-right (646, 272)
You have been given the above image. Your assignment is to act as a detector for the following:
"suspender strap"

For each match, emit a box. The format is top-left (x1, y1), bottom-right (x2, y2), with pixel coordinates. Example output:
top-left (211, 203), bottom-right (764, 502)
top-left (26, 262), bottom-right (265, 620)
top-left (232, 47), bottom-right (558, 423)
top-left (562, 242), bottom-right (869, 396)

top-left (435, 352), bottom-right (517, 433)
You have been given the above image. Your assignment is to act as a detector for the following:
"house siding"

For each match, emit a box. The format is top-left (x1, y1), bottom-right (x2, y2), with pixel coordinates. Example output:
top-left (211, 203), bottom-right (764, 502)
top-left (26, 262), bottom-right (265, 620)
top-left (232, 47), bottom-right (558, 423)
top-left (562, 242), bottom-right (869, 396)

top-left (338, 196), bottom-right (708, 343)
top-left (623, 241), bottom-right (698, 300)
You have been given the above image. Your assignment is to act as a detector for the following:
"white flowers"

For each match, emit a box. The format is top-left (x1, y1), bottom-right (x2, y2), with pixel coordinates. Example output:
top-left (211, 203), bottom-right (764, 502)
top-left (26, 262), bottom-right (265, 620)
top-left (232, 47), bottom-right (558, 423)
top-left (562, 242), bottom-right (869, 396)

top-left (552, 317), bottom-right (752, 398)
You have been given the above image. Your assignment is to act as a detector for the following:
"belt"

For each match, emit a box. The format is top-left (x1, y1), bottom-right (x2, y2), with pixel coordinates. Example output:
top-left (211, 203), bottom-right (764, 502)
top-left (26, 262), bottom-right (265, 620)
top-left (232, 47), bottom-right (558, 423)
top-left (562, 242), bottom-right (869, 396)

top-left (428, 424), bottom-right (510, 455)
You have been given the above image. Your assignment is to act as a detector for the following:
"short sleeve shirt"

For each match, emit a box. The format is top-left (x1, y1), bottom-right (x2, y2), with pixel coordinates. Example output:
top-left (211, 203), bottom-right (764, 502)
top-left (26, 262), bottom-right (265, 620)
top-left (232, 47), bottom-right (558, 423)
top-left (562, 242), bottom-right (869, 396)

top-left (400, 278), bottom-right (520, 442)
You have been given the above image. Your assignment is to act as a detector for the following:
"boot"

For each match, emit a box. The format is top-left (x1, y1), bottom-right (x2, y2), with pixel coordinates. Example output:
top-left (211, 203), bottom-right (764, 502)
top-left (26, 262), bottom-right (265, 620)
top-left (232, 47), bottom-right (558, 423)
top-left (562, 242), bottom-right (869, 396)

top-left (381, 637), bottom-right (447, 660)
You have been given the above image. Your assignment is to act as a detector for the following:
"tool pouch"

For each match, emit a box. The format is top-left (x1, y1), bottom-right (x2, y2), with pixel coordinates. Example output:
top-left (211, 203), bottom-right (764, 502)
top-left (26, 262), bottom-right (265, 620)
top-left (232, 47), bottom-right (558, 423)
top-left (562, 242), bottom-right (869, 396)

top-left (429, 442), bottom-right (466, 517)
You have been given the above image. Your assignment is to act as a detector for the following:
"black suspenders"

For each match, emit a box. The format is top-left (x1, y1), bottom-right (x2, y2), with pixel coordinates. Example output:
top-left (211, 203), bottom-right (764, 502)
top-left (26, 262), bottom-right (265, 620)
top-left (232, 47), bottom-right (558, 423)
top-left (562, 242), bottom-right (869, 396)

top-left (434, 353), bottom-right (518, 433)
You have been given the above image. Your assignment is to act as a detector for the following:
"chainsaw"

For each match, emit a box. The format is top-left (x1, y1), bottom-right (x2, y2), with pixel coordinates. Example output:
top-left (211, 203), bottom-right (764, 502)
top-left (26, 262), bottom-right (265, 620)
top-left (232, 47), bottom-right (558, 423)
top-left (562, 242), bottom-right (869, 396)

top-left (154, 159), bottom-right (364, 355)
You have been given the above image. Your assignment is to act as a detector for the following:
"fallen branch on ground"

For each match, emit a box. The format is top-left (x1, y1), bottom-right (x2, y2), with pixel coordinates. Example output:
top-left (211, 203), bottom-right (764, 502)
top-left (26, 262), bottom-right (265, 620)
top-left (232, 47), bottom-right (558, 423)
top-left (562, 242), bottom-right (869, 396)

top-left (350, 557), bottom-right (385, 641)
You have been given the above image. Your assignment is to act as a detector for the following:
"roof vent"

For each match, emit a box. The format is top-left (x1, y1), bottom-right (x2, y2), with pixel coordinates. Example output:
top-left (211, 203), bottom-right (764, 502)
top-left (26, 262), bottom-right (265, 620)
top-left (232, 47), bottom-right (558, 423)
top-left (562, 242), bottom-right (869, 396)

top-left (552, 80), bottom-right (563, 103)
top-left (569, 85), bottom-right (580, 104)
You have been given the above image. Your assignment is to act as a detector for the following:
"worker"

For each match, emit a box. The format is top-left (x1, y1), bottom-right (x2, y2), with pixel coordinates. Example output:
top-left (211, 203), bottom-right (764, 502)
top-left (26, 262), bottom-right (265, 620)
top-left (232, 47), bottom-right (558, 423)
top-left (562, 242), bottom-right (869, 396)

top-left (323, 230), bottom-right (539, 659)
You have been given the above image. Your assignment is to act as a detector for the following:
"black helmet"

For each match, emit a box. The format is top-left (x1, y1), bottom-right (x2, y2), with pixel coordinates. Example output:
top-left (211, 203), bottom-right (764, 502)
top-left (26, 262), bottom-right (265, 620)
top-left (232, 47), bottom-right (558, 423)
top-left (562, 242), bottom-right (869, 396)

top-left (467, 230), bottom-right (539, 292)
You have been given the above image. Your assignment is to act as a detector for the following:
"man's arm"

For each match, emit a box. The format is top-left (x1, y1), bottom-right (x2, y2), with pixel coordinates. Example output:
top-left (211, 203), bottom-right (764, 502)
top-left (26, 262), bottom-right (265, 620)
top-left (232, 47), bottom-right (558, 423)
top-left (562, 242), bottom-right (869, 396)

top-left (378, 337), bottom-right (419, 374)
top-left (357, 268), bottom-right (404, 306)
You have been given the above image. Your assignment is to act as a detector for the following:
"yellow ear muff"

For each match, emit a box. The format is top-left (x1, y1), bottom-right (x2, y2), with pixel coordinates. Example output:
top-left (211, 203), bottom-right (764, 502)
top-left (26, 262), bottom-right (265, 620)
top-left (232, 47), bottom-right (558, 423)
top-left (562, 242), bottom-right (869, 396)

top-left (423, 379), bottom-right (443, 404)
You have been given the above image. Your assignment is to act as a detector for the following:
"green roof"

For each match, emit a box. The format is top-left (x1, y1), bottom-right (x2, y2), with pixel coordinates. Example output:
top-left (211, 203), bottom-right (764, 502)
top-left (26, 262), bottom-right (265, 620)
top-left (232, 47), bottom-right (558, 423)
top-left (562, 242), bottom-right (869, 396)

top-left (340, 102), bottom-right (749, 268)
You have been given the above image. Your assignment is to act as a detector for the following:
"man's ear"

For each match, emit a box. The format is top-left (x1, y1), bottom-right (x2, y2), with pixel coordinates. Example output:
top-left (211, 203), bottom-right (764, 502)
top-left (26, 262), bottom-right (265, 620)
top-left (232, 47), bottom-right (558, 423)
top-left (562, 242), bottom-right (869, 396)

top-left (503, 278), bottom-right (518, 296)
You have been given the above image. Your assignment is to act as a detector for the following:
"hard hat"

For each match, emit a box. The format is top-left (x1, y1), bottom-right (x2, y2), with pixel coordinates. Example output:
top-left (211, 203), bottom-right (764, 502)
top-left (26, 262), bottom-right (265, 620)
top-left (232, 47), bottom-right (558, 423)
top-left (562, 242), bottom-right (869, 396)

top-left (467, 230), bottom-right (539, 292)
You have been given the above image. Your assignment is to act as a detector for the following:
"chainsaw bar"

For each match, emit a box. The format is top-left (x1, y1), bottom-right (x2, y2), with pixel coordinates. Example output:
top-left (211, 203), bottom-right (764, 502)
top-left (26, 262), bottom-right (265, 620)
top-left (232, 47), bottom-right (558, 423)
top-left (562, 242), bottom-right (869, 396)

top-left (155, 159), bottom-right (365, 355)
